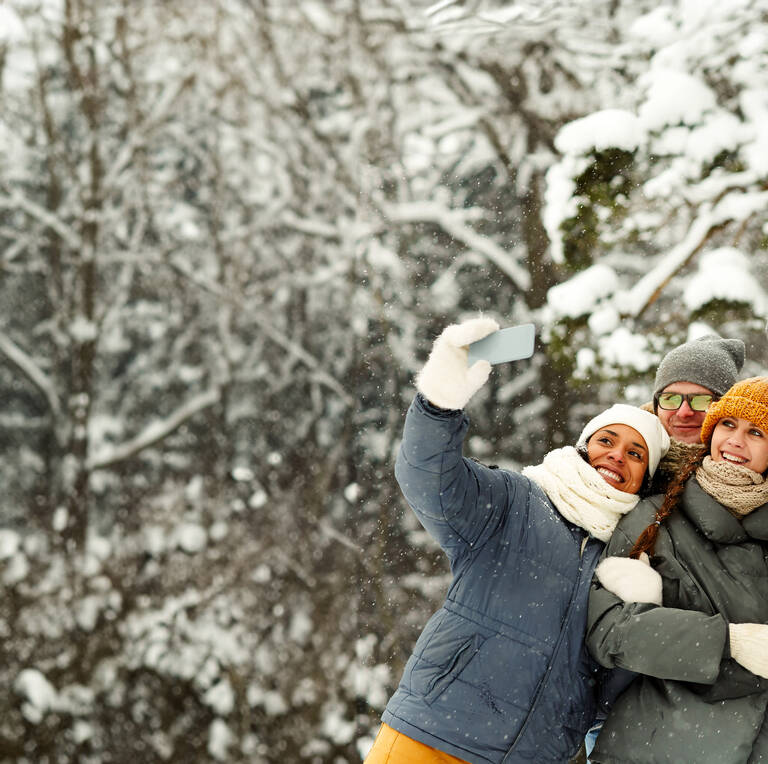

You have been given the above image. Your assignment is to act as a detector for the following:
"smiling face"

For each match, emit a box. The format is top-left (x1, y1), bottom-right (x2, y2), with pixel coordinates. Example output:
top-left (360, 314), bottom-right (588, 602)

top-left (710, 417), bottom-right (768, 474)
top-left (656, 382), bottom-right (714, 443)
top-left (586, 424), bottom-right (650, 494)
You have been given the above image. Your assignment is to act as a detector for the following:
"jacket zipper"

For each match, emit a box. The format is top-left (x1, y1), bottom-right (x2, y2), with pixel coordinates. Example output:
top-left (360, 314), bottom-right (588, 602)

top-left (502, 538), bottom-right (591, 761)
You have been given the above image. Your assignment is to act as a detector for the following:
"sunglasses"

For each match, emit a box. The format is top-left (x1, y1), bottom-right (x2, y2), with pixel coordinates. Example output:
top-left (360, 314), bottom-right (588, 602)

top-left (655, 392), bottom-right (715, 412)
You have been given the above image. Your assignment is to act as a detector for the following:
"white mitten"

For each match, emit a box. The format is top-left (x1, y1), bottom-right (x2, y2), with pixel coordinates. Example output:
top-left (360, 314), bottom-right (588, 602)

top-left (594, 553), bottom-right (662, 606)
top-left (416, 317), bottom-right (499, 410)
top-left (730, 623), bottom-right (768, 679)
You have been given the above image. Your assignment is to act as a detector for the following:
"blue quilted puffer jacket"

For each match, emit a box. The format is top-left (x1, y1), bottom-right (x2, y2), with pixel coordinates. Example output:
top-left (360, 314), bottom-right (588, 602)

top-left (381, 394), bottom-right (618, 763)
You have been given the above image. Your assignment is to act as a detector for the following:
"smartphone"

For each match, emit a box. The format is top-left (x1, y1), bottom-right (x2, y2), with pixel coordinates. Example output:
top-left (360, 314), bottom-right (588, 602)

top-left (468, 323), bottom-right (535, 366)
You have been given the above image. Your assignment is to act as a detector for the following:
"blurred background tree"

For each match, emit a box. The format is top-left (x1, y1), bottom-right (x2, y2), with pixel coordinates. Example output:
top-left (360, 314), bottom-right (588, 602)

top-left (0, 0), bottom-right (765, 761)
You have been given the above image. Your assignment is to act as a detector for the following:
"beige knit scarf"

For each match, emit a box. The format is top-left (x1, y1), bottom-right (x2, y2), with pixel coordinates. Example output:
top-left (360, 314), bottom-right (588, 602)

top-left (659, 438), bottom-right (706, 478)
top-left (639, 401), bottom-right (706, 478)
top-left (695, 456), bottom-right (768, 517)
top-left (522, 446), bottom-right (640, 542)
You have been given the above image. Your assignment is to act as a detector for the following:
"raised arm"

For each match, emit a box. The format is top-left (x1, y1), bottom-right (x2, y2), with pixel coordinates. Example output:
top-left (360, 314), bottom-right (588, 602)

top-left (395, 393), bottom-right (517, 561)
top-left (394, 317), bottom-right (523, 561)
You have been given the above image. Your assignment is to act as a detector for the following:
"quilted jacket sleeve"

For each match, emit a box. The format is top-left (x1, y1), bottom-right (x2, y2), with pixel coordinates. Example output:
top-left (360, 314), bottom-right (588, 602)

top-left (587, 522), bottom-right (729, 685)
top-left (394, 394), bottom-right (518, 562)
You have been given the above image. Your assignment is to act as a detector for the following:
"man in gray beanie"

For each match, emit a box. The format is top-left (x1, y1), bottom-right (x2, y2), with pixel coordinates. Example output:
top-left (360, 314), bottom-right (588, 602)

top-left (646, 334), bottom-right (745, 490)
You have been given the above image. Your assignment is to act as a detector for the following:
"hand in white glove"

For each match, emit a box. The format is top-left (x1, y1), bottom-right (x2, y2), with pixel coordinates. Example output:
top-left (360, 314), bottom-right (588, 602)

top-left (416, 317), bottom-right (499, 410)
top-left (594, 553), bottom-right (662, 606)
top-left (730, 623), bottom-right (768, 678)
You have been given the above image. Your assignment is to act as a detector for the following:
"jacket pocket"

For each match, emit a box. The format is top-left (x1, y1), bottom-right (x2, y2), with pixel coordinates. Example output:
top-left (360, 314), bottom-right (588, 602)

top-left (424, 633), bottom-right (485, 705)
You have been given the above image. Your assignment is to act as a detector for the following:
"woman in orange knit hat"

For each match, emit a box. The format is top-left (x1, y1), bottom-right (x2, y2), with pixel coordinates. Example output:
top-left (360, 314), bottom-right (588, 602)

top-left (586, 377), bottom-right (768, 763)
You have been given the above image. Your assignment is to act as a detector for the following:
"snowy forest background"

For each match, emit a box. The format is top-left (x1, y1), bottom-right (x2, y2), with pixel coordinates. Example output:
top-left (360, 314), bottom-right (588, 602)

top-left (0, 0), bottom-right (766, 761)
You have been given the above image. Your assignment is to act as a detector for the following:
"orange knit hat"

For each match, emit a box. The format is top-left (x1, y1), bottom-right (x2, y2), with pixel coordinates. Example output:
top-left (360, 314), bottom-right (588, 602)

top-left (700, 376), bottom-right (768, 444)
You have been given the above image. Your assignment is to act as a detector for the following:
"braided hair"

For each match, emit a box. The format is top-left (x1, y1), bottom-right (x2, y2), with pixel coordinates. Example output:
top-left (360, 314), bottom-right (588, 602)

top-left (628, 449), bottom-right (706, 559)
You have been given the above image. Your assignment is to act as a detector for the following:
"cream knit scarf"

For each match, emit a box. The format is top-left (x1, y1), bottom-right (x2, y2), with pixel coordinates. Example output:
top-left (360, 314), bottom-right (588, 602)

top-left (695, 456), bottom-right (768, 517)
top-left (522, 446), bottom-right (640, 542)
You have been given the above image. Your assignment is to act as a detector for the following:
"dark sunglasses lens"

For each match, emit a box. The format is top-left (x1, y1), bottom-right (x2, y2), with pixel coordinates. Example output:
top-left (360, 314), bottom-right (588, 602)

top-left (689, 395), bottom-right (713, 411)
top-left (657, 393), bottom-right (682, 410)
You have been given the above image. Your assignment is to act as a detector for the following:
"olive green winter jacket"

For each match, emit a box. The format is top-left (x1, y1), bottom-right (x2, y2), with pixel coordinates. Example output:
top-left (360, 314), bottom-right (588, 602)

top-left (587, 478), bottom-right (768, 764)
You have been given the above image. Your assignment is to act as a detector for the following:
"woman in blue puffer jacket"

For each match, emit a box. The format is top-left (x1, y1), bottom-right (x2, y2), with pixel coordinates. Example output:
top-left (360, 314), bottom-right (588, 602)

top-left (365, 317), bottom-right (669, 764)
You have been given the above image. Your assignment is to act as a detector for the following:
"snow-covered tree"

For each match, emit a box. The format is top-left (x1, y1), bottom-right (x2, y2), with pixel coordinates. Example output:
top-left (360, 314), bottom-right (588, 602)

top-left (540, 1), bottom-right (768, 424)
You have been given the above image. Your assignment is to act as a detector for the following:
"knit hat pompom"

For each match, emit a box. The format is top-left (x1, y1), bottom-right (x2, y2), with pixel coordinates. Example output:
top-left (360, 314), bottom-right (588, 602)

top-left (653, 335), bottom-right (745, 403)
top-left (577, 403), bottom-right (671, 477)
top-left (700, 376), bottom-right (768, 445)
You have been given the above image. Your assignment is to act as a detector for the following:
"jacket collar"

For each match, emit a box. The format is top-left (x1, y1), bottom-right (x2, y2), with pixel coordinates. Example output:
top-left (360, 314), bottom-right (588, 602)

top-left (742, 503), bottom-right (768, 540)
top-left (681, 479), bottom-right (768, 543)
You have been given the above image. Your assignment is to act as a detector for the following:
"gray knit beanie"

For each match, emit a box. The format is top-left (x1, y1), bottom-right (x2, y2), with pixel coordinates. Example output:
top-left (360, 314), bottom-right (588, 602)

top-left (653, 335), bottom-right (745, 406)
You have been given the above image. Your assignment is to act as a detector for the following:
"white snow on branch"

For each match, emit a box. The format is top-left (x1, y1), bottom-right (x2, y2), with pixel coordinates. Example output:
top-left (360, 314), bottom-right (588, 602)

top-left (0, 330), bottom-right (62, 423)
top-left (208, 718), bottom-right (235, 760)
top-left (599, 327), bottom-right (656, 373)
top-left (714, 189), bottom-right (768, 222)
top-left (620, 190), bottom-right (767, 318)
top-left (14, 669), bottom-right (57, 724)
top-left (545, 264), bottom-right (619, 319)
top-left (422, 108), bottom-right (486, 139)
top-left (542, 157), bottom-right (589, 264)
top-left (0, 192), bottom-right (80, 249)
top-left (683, 248), bottom-right (768, 315)
top-left (0, 530), bottom-right (21, 560)
top-left (638, 70), bottom-right (717, 131)
top-left (104, 73), bottom-right (196, 183)
top-left (683, 169), bottom-right (762, 205)
top-left (425, 0), bottom-right (460, 18)
top-left (554, 109), bottom-right (645, 154)
top-left (316, 520), bottom-right (364, 556)
top-left (167, 259), bottom-right (353, 406)
top-left (740, 88), bottom-right (768, 174)
top-left (0, 6), bottom-right (25, 43)
top-left (172, 523), bottom-right (208, 555)
top-left (278, 210), bottom-right (343, 239)
top-left (87, 388), bottom-right (220, 471)
top-left (684, 112), bottom-right (746, 164)
top-left (69, 316), bottom-right (98, 343)
top-left (384, 201), bottom-right (531, 291)
top-left (248, 310), bottom-right (355, 406)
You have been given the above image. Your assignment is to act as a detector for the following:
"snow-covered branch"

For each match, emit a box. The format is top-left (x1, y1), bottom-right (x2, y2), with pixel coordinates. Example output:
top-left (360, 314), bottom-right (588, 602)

top-left (87, 387), bottom-right (220, 471)
top-left (384, 201), bottom-right (531, 292)
top-left (0, 193), bottom-right (80, 249)
top-left (277, 210), bottom-right (344, 240)
top-left (622, 190), bottom-right (768, 318)
top-left (102, 75), bottom-right (197, 193)
top-left (316, 520), bottom-right (365, 556)
top-left (0, 330), bottom-right (62, 424)
top-left (167, 259), bottom-right (354, 407)
top-left (683, 170), bottom-right (763, 205)
top-left (247, 310), bottom-right (355, 407)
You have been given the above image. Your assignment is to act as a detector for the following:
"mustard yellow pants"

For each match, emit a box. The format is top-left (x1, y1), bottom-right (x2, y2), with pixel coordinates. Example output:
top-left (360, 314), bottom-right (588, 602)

top-left (364, 723), bottom-right (470, 763)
